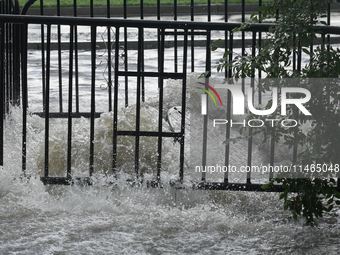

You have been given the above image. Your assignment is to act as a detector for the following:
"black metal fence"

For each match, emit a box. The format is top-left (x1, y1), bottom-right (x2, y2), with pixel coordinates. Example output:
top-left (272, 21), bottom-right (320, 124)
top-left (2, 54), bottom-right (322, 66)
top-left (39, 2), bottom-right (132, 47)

top-left (1, 0), bottom-right (340, 190)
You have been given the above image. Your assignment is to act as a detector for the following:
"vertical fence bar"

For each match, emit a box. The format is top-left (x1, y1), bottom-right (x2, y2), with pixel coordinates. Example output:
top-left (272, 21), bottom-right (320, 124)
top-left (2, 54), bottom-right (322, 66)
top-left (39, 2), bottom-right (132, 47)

top-left (1, 3), bottom-right (8, 111)
top-left (241, 0), bottom-right (245, 93)
top-left (140, 0), bottom-right (144, 19)
top-left (44, 24), bottom-right (51, 177)
top-left (321, 32), bottom-right (325, 47)
top-left (3, 1), bottom-right (6, 114)
top-left (5, 21), bottom-right (9, 114)
top-left (90, 0), bottom-right (94, 17)
top-left (224, 89), bottom-right (231, 185)
top-left (157, 0), bottom-right (161, 124)
top-left (57, 0), bottom-right (63, 112)
top-left (292, 136), bottom-right (298, 164)
top-left (201, 23), bottom-right (212, 182)
top-left (269, 131), bottom-right (275, 180)
top-left (327, 2), bottom-right (330, 51)
top-left (73, 0), bottom-right (79, 113)
top-left (112, 27), bottom-right (120, 175)
top-left (107, 0), bottom-right (112, 112)
top-left (67, 25), bottom-right (74, 179)
top-left (292, 106), bottom-right (298, 164)
top-left (269, 0), bottom-right (278, 179)
top-left (207, 0), bottom-right (211, 74)
top-left (107, 0), bottom-right (111, 18)
top-left (224, 31), bottom-right (233, 185)
top-left (179, 29), bottom-right (188, 183)
top-left (21, 23), bottom-right (28, 174)
top-left (224, 0), bottom-right (228, 80)
top-left (157, 28), bottom-right (165, 183)
top-left (156, 8), bottom-right (163, 181)
top-left (11, 22), bottom-right (14, 105)
top-left (228, 32), bottom-right (233, 79)
top-left (297, 40), bottom-right (302, 73)
top-left (134, 28), bottom-right (143, 180)
top-left (8, 21), bottom-right (12, 108)
top-left (4, 17), bottom-right (8, 112)
top-left (12, 23), bottom-right (20, 106)
top-left (107, 29), bottom-right (113, 111)
top-left (275, 0), bottom-right (282, 181)
top-left (201, 104), bottom-right (208, 182)
top-left (258, 0), bottom-right (262, 104)
top-left (309, 3), bottom-right (314, 65)
top-left (0, 23), bottom-right (4, 167)
top-left (157, 0), bottom-right (160, 19)
top-left (74, 34), bottom-right (79, 113)
top-left (6, 1), bottom-right (11, 107)
top-left (124, 0), bottom-right (128, 107)
top-left (157, 5), bottom-right (161, 84)
top-left (208, 0), bottom-right (211, 22)
top-left (241, 0), bottom-right (245, 55)
top-left (140, 0), bottom-right (145, 102)
top-left (247, 31), bottom-right (256, 184)
top-left (89, 26), bottom-right (96, 177)
top-left (40, 0), bottom-right (46, 112)
top-left (174, 0), bottom-right (178, 73)
top-left (190, 0), bottom-right (194, 72)
top-left (293, 34), bottom-right (296, 72)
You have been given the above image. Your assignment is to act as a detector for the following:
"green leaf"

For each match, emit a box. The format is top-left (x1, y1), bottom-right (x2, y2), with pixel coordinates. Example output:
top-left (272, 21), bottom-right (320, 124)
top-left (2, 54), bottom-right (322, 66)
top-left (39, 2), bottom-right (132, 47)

top-left (302, 48), bottom-right (310, 55)
top-left (258, 5), bottom-right (267, 12)
top-left (210, 39), bottom-right (224, 51)
top-left (223, 51), bottom-right (232, 58)
top-left (232, 27), bottom-right (241, 33)
top-left (261, 184), bottom-right (269, 189)
top-left (198, 71), bottom-right (209, 79)
top-left (327, 198), bottom-right (333, 205)
top-left (326, 205), bottom-right (334, 212)
top-left (293, 213), bottom-right (298, 220)
top-left (333, 189), bottom-right (340, 199)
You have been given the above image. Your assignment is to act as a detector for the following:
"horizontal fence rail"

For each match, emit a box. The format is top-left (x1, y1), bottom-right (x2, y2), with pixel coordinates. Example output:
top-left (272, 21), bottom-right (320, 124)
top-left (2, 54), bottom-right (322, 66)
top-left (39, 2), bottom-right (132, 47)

top-left (2, 14), bottom-right (340, 34)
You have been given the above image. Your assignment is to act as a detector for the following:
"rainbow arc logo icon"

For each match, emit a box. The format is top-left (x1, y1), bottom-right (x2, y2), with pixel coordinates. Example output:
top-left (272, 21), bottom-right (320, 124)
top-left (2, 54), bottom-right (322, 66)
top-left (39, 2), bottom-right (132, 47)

top-left (196, 82), bottom-right (222, 115)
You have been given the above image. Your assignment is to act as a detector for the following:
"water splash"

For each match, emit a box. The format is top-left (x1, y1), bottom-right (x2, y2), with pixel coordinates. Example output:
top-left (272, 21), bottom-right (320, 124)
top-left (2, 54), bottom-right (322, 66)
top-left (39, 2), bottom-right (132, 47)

top-left (1, 74), bottom-right (340, 253)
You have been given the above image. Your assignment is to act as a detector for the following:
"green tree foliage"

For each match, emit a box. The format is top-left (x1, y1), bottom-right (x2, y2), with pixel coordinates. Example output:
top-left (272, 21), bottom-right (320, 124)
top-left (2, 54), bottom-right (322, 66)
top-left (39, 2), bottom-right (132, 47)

top-left (213, 0), bottom-right (340, 226)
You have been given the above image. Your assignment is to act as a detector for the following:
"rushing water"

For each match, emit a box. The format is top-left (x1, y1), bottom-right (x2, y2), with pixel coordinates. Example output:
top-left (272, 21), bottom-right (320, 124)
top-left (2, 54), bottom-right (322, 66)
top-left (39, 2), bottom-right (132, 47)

top-left (2, 21), bottom-right (340, 254)
top-left (1, 165), bottom-right (340, 254)
top-left (2, 75), bottom-right (340, 254)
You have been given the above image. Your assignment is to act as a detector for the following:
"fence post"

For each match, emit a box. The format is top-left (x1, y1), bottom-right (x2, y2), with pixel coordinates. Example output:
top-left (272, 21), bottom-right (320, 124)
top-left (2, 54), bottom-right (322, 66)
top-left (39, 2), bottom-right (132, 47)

top-left (0, 0), bottom-right (22, 168)
top-left (0, 22), bottom-right (4, 167)
top-left (1, 0), bottom-right (20, 110)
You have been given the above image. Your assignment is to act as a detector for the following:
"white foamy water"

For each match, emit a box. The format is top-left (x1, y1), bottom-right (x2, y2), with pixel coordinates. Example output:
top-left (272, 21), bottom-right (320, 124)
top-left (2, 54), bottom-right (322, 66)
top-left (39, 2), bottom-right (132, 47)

top-left (1, 165), bottom-right (340, 254)
top-left (2, 40), bottom-right (340, 253)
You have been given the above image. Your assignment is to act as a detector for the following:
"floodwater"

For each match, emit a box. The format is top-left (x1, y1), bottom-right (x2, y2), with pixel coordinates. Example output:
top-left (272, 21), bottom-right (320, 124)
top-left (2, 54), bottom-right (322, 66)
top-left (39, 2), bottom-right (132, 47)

top-left (1, 16), bottom-right (340, 254)
top-left (1, 160), bottom-right (340, 254)
top-left (2, 77), bottom-right (340, 254)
